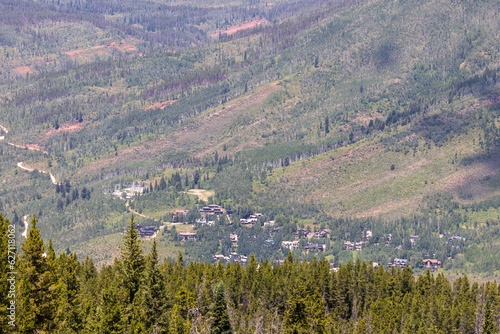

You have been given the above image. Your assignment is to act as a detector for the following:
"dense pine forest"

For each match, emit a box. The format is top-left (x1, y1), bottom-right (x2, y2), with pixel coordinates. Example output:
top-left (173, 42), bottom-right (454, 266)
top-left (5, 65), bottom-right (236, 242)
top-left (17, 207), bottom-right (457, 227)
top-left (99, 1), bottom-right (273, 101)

top-left (2, 213), bottom-right (500, 333)
top-left (0, 0), bottom-right (500, 286)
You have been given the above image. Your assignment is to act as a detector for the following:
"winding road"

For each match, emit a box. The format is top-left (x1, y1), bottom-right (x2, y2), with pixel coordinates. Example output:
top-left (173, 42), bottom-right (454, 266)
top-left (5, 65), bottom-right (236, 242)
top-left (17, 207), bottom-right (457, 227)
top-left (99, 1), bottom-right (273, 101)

top-left (0, 123), bottom-right (57, 184)
top-left (17, 162), bottom-right (57, 185)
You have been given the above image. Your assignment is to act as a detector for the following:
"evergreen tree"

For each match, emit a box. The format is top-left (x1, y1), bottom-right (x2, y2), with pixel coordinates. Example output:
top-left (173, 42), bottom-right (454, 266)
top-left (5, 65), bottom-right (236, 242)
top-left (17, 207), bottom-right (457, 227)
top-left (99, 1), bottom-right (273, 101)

top-left (55, 252), bottom-right (81, 333)
top-left (80, 256), bottom-right (99, 333)
top-left (18, 215), bottom-right (57, 333)
top-left (121, 215), bottom-right (145, 305)
top-left (283, 285), bottom-right (309, 334)
top-left (99, 272), bottom-right (123, 334)
top-left (482, 301), bottom-right (497, 334)
top-left (141, 238), bottom-right (166, 332)
top-left (209, 282), bottom-right (232, 334)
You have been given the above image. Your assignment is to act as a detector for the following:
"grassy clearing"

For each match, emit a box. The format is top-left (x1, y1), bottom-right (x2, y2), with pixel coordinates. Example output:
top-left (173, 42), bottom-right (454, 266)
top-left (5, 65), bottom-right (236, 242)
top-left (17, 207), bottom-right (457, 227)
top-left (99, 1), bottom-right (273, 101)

top-left (186, 189), bottom-right (214, 202)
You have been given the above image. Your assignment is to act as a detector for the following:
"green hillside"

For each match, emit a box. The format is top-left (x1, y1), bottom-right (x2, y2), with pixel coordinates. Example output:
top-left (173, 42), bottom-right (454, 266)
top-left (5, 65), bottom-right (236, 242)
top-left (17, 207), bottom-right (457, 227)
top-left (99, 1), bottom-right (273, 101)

top-left (0, 0), bottom-right (499, 271)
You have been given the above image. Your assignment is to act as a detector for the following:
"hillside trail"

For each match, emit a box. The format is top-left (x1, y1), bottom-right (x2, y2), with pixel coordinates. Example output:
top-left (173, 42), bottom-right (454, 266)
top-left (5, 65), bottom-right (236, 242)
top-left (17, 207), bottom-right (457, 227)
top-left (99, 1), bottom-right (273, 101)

top-left (0, 123), bottom-right (57, 184)
top-left (126, 200), bottom-right (165, 223)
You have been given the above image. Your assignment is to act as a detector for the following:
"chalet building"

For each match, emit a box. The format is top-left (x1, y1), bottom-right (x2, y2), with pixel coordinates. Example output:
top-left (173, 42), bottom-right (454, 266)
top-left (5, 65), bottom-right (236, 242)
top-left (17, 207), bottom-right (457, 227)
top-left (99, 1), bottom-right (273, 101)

top-left (231, 253), bottom-right (247, 263)
top-left (423, 259), bottom-right (441, 270)
top-left (314, 229), bottom-right (331, 238)
top-left (199, 204), bottom-right (224, 215)
top-left (196, 219), bottom-right (215, 226)
top-left (134, 225), bottom-right (158, 238)
top-left (344, 241), bottom-right (364, 251)
top-left (173, 209), bottom-right (189, 218)
top-left (295, 228), bottom-right (311, 238)
top-left (179, 232), bottom-right (196, 241)
top-left (390, 258), bottom-right (408, 269)
top-left (296, 228), bottom-right (330, 239)
top-left (410, 235), bottom-right (419, 243)
top-left (240, 218), bottom-right (256, 227)
top-left (281, 240), bottom-right (299, 250)
top-left (230, 233), bottom-right (239, 246)
top-left (213, 253), bottom-right (247, 263)
top-left (247, 215), bottom-right (259, 223)
top-left (447, 235), bottom-right (466, 243)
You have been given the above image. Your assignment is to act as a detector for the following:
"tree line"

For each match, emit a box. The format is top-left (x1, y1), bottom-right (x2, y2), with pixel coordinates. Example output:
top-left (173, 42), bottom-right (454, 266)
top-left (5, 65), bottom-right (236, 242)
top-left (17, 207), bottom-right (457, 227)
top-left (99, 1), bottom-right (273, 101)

top-left (1, 212), bottom-right (500, 333)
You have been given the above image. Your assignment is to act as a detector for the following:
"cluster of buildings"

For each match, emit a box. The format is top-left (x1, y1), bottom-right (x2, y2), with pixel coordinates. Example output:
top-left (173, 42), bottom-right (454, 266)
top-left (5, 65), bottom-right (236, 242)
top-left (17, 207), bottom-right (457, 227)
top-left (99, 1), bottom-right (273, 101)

top-left (387, 258), bottom-right (442, 271)
top-left (213, 253), bottom-right (248, 263)
top-left (240, 213), bottom-right (263, 227)
top-left (344, 241), bottom-right (365, 251)
top-left (281, 240), bottom-right (299, 250)
top-left (295, 228), bottom-right (331, 239)
top-left (279, 228), bottom-right (331, 252)
top-left (199, 204), bottom-right (224, 215)
top-left (344, 230), bottom-right (371, 251)
top-left (112, 182), bottom-right (146, 200)
top-left (281, 240), bottom-right (326, 252)
top-left (195, 218), bottom-right (215, 226)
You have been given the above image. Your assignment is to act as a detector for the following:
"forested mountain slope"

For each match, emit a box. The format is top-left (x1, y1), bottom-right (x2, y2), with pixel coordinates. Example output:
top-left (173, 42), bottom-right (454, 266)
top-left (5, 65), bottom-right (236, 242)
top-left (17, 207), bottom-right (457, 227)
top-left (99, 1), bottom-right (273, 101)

top-left (0, 0), bottom-right (499, 271)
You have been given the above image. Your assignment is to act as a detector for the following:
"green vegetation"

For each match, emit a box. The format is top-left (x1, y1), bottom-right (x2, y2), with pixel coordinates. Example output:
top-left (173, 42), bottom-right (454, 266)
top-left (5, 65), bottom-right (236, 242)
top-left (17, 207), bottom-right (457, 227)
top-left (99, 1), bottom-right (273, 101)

top-left (0, 0), bottom-right (500, 274)
top-left (2, 214), bottom-right (500, 333)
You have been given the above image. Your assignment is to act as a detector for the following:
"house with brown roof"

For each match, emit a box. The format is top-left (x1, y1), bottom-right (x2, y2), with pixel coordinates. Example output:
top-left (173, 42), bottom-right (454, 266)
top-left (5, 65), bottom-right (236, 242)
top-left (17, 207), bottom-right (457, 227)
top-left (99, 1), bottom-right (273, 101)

top-left (179, 232), bottom-right (196, 241)
top-left (423, 259), bottom-right (441, 270)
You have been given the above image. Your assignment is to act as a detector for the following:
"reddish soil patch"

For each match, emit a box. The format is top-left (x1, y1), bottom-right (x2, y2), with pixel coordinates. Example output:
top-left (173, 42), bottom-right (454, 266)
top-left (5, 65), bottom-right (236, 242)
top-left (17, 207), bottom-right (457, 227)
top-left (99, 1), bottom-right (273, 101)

top-left (110, 41), bottom-right (136, 52)
top-left (210, 18), bottom-right (268, 38)
top-left (64, 40), bottom-right (136, 59)
top-left (46, 123), bottom-right (83, 136)
top-left (142, 100), bottom-right (176, 111)
top-left (12, 66), bottom-right (33, 76)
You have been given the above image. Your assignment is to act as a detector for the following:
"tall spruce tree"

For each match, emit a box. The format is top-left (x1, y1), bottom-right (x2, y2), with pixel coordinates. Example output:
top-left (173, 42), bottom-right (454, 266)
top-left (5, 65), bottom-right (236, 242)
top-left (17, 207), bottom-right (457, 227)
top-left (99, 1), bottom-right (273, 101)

top-left (55, 252), bottom-right (81, 333)
top-left (141, 238), bottom-right (166, 332)
top-left (121, 215), bottom-right (145, 305)
top-left (99, 271), bottom-right (123, 334)
top-left (18, 215), bottom-right (57, 333)
top-left (210, 282), bottom-right (232, 334)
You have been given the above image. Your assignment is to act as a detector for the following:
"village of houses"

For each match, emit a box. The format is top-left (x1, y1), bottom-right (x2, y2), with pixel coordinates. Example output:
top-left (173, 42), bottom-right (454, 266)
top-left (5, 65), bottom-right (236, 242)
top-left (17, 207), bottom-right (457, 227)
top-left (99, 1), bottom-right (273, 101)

top-left (114, 182), bottom-right (453, 271)
top-left (132, 204), bottom-right (446, 271)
